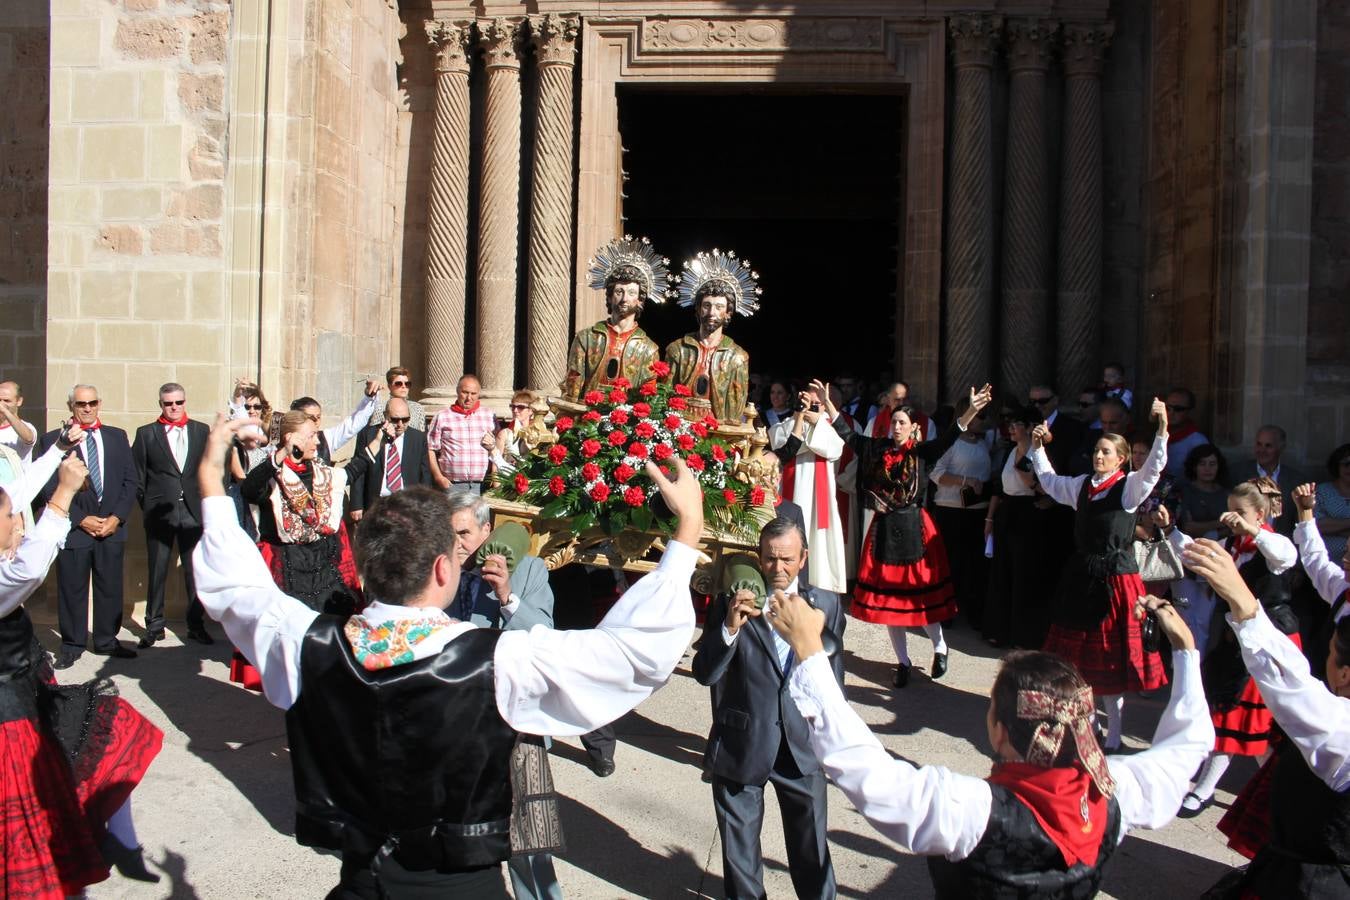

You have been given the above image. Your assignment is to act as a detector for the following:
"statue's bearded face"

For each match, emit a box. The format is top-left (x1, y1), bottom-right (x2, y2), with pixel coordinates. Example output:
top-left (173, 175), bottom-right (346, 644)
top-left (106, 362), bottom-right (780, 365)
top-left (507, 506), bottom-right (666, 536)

top-left (696, 294), bottom-right (731, 333)
top-left (606, 282), bottom-right (643, 320)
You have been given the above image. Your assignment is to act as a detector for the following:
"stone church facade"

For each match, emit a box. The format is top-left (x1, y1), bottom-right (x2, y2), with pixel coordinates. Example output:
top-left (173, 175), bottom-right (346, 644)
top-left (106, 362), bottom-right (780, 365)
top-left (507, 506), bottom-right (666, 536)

top-left (0, 2), bottom-right (1345, 604)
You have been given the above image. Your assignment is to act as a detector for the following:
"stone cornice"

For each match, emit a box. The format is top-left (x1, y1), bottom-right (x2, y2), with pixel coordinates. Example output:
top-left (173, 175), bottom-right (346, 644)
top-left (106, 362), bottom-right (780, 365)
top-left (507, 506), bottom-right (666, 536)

top-left (1005, 18), bottom-right (1057, 73)
top-left (530, 13), bottom-right (580, 67)
top-left (948, 14), bottom-right (1002, 70)
top-left (1061, 21), bottom-right (1114, 77)
top-left (425, 19), bottom-right (473, 75)
top-left (478, 16), bottom-right (525, 69)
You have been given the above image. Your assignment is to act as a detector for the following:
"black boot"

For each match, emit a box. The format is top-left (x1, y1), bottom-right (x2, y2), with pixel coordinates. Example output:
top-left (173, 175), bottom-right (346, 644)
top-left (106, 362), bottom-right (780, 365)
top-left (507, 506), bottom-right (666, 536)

top-left (101, 834), bottom-right (161, 883)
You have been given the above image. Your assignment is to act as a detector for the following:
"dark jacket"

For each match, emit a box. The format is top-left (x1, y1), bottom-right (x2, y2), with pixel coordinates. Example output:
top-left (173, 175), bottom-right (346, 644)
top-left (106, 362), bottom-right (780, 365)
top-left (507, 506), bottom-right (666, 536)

top-left (1045, 411), bottom-right (1088, 477)
top-left (692, 582), bottom-right (845, 785)
top-left (131, 418), bottom-right (210, 523)
top-left (36, 425), bottom-right (137, 548)
top-left (348, 425), bottom-right (433, 513)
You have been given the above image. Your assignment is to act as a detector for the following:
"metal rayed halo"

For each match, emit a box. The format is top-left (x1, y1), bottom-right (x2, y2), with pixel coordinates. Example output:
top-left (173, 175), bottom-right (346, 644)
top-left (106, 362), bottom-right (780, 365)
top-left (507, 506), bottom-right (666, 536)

top-left (676, 248), bottom-right (762, 317)
top-left (587, 235), bottom-right (676, 302)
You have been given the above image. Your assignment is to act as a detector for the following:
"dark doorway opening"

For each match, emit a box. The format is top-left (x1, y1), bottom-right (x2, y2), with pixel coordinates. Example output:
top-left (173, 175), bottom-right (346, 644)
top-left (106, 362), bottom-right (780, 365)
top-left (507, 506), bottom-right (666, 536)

top-left (617, 88), bottom-right (904, 404)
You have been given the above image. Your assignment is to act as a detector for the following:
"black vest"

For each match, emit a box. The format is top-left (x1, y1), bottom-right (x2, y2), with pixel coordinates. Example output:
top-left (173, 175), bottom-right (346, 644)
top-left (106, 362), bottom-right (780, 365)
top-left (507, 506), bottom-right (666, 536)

top-left (1202, 546), bottom-right (1298, 708)
top-left (286, 616), bottom-right (518, 871)
top-left (928, 785), bottom-right (1122, 899)
top-left (0, 607), bottom-right (41, 724)
top-left (1055, 478), bottom-right (1137, 629)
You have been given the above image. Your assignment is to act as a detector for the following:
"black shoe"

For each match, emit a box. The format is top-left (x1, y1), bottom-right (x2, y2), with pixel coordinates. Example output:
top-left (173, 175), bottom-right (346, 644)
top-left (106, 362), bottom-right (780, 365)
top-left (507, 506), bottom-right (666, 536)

top-left (1176, 791), bottom-right (1211, 819)
top-left (91, 643), bottom-right (138, 659)
top-left (892, 663), bottom-right (911, 689)
top-left (100, 833), bottom-right (161, 883)
top-left (931, 652), bottom-right (949, 680)
top-left (137, 629), bottom-right (166, 649)
top-left (589, 757), bottom-right (616, 778)
top-left (186, 627), bottom-right (215, 645)
top-left (53, 648), bottom-right (83, 670)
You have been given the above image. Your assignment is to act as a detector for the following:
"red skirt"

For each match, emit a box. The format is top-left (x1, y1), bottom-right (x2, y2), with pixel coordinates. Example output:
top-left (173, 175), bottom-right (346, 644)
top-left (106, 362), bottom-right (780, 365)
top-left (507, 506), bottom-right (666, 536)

top-left (851, 509), bottom-right (958, 627)
top-left (1042, 573), bottom-right (1167, 696)
top-left (1213, 632), bottom-right (1302, 757)
top-left (1, 699), bottom-right (163, 899)
top-left (1217, 750), bottom-right (1279, 860)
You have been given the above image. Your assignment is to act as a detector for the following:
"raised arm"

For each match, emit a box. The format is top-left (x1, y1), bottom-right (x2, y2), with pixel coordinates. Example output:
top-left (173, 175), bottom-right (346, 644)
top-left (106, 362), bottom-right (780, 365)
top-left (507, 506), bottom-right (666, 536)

top-left (322, 381), bottom-right (380, 454)
top-left (1120, 398), bottom-right (1170, 512)
top-left (0, 454), bottom-right (85, 618)
top-left (5, 439), bottom-right (70, 511)
top-left (1028, 438), bottom-right (1085, 509)
top-left (1291, 483), bottom-right (1350, 607)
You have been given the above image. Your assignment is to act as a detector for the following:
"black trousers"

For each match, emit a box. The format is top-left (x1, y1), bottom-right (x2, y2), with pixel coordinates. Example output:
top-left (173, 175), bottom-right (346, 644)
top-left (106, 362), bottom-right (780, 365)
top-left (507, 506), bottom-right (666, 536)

top-left (56, 538), bottom-right (125, 653)
top-left (144, 500), bottom-right (203, 632)
top-left (329, 856), bottom-right (509, 900)
top-left (581, 723), bottom-right (615, 763)
top-left (931, 505), bottom-right (989, 629)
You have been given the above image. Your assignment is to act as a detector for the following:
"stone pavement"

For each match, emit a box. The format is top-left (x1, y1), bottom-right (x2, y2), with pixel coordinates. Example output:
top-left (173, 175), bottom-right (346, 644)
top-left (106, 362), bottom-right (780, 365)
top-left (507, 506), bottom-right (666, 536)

top-left (49, 610), bottom-right (1248, 899)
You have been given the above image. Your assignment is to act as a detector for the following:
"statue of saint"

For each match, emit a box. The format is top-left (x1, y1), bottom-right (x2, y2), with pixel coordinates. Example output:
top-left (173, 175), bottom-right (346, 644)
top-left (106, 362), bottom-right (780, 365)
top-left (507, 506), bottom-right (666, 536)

top-left (560, 236), bottom-right (673, 401)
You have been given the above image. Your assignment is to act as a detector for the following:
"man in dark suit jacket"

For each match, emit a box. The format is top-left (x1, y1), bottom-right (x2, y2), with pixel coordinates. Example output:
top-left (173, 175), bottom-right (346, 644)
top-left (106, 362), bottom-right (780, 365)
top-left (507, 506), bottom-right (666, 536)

top-left (349, 398), bottom-right (433, 519)
top-left (1232, 424), bottom-right (1304, 535)
top-left (132, 382), bottom-right (212, 647)
top-left (692, 516), bottom-right (845, 899)
top-left (1029, 385), bottom-right (1088, 476)
top-left (38, 384), bottom-right (140, 667)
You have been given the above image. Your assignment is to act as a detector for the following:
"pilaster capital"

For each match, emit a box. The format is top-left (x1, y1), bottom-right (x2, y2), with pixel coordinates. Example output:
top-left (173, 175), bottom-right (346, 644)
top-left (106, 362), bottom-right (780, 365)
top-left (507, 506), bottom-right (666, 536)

top-left (1061, 21), bottom-right (1114, 78)
top-left (479, 16), bottom-right (526, 70)
top-left (425, 19), bottom-right (473, 75)
top-left (1005, 18), bottom-right (1057, 74)
top-left (948, 14), bottom-right (1002, 70)
top-left (529, 13), bottom-right (580, 67)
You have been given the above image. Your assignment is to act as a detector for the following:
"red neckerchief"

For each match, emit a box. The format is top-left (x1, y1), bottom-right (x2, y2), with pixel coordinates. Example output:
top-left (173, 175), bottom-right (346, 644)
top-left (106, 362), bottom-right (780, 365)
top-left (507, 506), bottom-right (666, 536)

top-left (778, 433), bottom-right (833, 530)
top-left (1086, 469), bottom-right (1125, 499)
top-left (1167, 422), bottom-right (1198, 444)
top-left (81, 420), bottom-right (102, 431)
top-left (1230, 522), bottom-right (1274, 560)
top-left (282, 457), bottom-right (309, 475)
top-left (450, 402), bottom-right (479, 415)
top-left (157, 414), bottom-right (187, 428)
top-left (988, 762), bottom-right (1108, 868)
top-left (882, 439), bottom-right (916, 471)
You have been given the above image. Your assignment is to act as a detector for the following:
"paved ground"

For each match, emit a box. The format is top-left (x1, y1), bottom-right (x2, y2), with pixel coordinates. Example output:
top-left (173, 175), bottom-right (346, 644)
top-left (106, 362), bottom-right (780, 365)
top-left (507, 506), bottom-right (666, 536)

top-left (36, 603), bottom-right (1250, 899)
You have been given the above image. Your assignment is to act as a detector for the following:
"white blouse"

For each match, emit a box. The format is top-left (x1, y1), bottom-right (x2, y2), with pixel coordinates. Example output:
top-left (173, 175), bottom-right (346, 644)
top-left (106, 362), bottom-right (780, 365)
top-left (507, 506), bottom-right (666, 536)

top-left (1294, 519), bottom-right (1350, 616)
top-left (1029, 433), bottom-right (1167, 514)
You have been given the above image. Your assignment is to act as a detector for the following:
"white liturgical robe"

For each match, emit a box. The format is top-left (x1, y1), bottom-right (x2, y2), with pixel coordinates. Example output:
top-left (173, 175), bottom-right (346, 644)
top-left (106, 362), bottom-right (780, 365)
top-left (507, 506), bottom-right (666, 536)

top-left (770, 417), bottom-right (847, 593)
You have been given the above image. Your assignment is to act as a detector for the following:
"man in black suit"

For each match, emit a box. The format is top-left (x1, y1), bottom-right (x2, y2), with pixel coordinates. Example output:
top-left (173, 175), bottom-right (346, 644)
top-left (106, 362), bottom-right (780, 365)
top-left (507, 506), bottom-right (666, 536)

top-left (348, 398), bottom-right (433, 521)
top-left (1028, 384), bottom-right (1088, 476)
top-left (1233, 424), bottom-right (1304, 535)
top-left (38, 384), bottom-right (140, 667)
top-left (692, 516), bottom-right (844, 899)
top-left (132, 382), bottom-right (212, 647)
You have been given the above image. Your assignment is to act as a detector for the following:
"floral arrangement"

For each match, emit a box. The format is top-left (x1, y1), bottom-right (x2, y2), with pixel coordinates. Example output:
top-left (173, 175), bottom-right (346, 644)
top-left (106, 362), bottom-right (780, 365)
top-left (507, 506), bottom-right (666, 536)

top-left (490, 362), bottom-right (771, 538)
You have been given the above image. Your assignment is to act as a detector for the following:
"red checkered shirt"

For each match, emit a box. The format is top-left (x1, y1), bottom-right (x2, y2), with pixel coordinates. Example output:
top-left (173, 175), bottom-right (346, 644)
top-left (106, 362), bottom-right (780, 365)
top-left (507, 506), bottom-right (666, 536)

top-left (428, 405), bottom-right (496, 483)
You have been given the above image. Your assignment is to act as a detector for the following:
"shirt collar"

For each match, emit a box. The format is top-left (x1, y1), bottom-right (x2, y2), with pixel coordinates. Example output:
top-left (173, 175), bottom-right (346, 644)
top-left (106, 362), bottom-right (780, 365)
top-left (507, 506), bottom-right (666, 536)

top-left (1257, 463), bottom-right (1280, 481)
top-left (1044, 409), bottom-right (1058, 427)
top-left (363, 599), bottom-right (454, 621)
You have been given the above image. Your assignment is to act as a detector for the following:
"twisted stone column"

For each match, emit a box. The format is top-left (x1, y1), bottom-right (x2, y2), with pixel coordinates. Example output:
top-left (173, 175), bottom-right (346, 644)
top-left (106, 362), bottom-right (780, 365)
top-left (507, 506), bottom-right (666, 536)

top-left (943, 14), bottom-right (1000, 400)
top-left (422, 20), bottom-right (473, 400)
top-left (1056, 22), bottom-right (1113, 398)
top-left (525, 14), bottom-right (579, 394)
top-left (476, 17), bottom-right (525, 404)
top-left (1000, 19), bottom-right (1056, 399)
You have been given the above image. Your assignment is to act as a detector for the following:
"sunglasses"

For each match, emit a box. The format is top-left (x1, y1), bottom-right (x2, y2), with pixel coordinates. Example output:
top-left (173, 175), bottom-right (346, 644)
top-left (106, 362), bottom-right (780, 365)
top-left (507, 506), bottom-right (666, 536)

top-left (161, 400), bottom-right (184, 407)
top-left (510, 404), bottom-right (530, 411)
top-left (244, 403), bottom-right (264, 411)
top-left (391, 380), bottom-right (410, 387)
top-left (388, 417), bottom-right (410, 424)
top-left (72, 400), bottom-right (99, 408)
top-left (1167, 404), bottom-right (1191, 412)
top-left (305, 414), bottom-right (321, 423)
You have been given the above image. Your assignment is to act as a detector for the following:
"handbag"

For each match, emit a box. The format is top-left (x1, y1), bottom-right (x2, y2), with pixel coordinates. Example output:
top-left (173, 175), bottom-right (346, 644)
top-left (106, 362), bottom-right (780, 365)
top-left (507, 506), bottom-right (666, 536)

top-left (1133, 536), bottom-right (1185, 583)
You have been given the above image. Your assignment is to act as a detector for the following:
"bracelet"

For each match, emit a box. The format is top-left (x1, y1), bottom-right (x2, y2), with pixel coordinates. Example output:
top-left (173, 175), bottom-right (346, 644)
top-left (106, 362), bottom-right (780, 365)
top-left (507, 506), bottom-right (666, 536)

top-left (46, 502), bottom-right (70, 518)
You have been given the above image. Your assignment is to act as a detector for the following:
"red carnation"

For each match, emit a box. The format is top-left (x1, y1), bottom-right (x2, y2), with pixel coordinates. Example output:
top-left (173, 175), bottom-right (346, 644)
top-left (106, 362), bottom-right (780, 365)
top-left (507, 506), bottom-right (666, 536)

top-left (609, 408), bottom-right (630, 425)
top-left (589, 483), bottom-right (611, 503)
top-left (608, 389), bottom-right (627, 404)
top-left (581, 438), bottom-right (602, 458)
top-left (627, 442), bottom-right (649, 459)
top-left (632, 402), bottom-right (651, 417)
top-left (634, 421), bottom-right (656, 439)
top-left (750, 486), bottom-right (767, 506)
top-left (676, 433), bottom-right (696, 450)
top-left (668, 397), bottom-right (688, 411)
top-left (582, 462), bottom-right (601, 481)
top-left (513, 473), bottom-right (530, 495)
top-left (549, 476), bottom-right (566, 496)
top-left (613, 377), bottom-right (632, 390)
top-left (653, 443), bottom-right (674, 461)
top-left (583, 390), bottom-right (603, 406)
top-left (691, 422), bottom-right (708, 438)
top-left (664, 414), bottom-right (682, 430)
top-left (614, 463), bottom-right (636, 483)
top-left (673, 383), bottom-right (692, 397)
top-left (685, 453), bottom-right (705, 472)
top-left (711, 444), bottom-right (727, 462)
top-left (548, 444), bottom-right (567, 465)
top-left (651, 361), bottom-right (671, 378)
top-left (723, 489), bottom-right (737, 504)
top-left (639, 380), bottom-right (659, 397)
top-left (623, 485), bottom-right (646, 507)
top-left (582, 410), bottom-right (602, 423)
top-left (555, 416), bottom-right (575, 432)
top-left (703, 415), bottom-right (719, 429)
top-left (608, 430), bottom-right (628, 447)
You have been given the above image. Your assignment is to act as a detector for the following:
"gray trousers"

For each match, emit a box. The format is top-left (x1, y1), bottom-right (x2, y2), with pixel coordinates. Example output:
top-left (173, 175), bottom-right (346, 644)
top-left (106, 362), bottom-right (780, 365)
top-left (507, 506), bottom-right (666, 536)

top-left (507, 854), bottom-right (562, 900)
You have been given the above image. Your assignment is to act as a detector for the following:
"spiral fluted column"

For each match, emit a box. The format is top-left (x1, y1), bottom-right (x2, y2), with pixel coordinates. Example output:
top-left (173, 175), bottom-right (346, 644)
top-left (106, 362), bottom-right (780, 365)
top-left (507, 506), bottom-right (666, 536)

top-left (525, 14), bottom-right (580, 394)
top-left (476, 17), bottom-right (525, 405)
top-left (422, 20), bottom-right (473, 401)
top-left (1056, 22), bottom-right (1113, 397)
top-left (943, 14), bottom-right (1000, 400)
top-left (999, 19), bottom-right (1056, 399)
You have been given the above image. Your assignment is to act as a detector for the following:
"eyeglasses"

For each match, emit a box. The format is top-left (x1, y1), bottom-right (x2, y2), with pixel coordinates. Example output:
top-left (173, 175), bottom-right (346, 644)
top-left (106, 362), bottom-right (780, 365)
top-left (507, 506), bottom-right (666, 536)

top-left (160, 400), bottom-right (184, 407)
top-left (244, 403), bottom-right (264, 411)
top-left (1029, 397), bottom-right (1054, 406)
top-left (388, 417), bottom-right (410, 424)
top-left (1167, 404), bottom-right (1192, 412)
top-left (390, 380), bottom-right (410, 388)
top-left (510, 404), bottom-right (530, 411)
top-left (305, 414), bottom-right (321, 423)
top-left (72, 400), bottom-right (99, 408)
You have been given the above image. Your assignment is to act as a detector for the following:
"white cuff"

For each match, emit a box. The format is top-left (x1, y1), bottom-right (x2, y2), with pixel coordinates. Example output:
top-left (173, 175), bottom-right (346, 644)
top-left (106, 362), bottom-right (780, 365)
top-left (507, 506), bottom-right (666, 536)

top-left (787, 651), bottom-right (833, 720)
top-left (658, 539), bottom-right (700, 577)
top-left (202, 494), bottom-right (240, 529)
top-left (501, 592), bottom-right (521, 618)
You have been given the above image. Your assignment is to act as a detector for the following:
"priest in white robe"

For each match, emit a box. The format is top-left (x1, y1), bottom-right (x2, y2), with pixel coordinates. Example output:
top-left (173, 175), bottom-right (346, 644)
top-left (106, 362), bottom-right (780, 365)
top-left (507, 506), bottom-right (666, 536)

top-left (770, 403), bottom-right (847, 594)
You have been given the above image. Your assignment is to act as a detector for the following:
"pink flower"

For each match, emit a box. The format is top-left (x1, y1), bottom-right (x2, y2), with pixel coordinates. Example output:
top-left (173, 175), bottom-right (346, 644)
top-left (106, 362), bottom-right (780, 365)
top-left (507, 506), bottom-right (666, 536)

top-left (608, 389), bottom-right (627, 404)
top-left (711, 444), bottom-right (727, 463)
top-left (664, 414), bottom-right (682, 430)
top-left (549, 476), bottom-right (566, 496)
top-left (614, 463), bottom-right (636, 483)
top-left (582, 410), bottom-right (602, 423)
top-left (653, 443), bottom-right (674, 461)
top-left (673, 383), bottom-right (692, 397)
top-left (589, 483), bottom-right (611, 503)
top-left (650, 361), bottom-right (671, 378)
top-left (668, 397), bottom-right (688, 411)
top-left (639, 380), bottom-right (659, 397)
top-left (685, 453), bottom-right (705, 472)
top-left (548, 444), bottom-right (567, 465)
top-left (613, 376), bottom-right (632, 390)
top-left (623, 485), bottom-right (646, 507)
top-left (581, 439), bottom-right (602, 458)
top-left (676, 433), bottom-right (695, 451)
top-left (703, 414), bottom-right (719, 429)
top-left (750, 486), bottom-right (767, 506)
top-left (607, 430), bottom-right (628, 447)
top-left (723, 489), bottom-right (737, 504)
top-left (691, 422), bottom-right (708, 439)
top-left (632, 402), bottom-right (651, 418)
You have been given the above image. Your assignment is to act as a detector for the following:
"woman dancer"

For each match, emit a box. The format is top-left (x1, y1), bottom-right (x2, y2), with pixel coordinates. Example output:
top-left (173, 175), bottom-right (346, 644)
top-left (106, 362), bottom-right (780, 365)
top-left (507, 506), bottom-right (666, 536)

top-left (817, 379), bottom-right (993, 686)
top-left (1157, 478), bottom-right (1298, 816)
top-left (1029, 397), bottom-right (1170, 750)
top-left (0, 436), bottom-right (163, 896)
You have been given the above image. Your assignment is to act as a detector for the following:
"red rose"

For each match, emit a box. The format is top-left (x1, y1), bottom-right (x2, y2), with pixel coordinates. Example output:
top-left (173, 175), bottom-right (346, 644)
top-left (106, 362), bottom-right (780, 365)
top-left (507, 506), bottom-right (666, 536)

top-left (555, 416), bottom-right (575, 432)
top-left (639, 380), bottom-right (659, 397)
top-left (582, 462), bottom-right (601, 481)
top-left (632, 402), bottom-right (651, 417)
top-left (691, 422), bottom-right (708, 438)
top-left (581, 439), bottom-right (602, 458)
top-left (723, 489), bottom-right (737, 504)
top-left (673, 383), bottom-right (692, 397)
top-left (685, 453), bottom-right (705, 472)
top-left (627, 442), bottom-right (649, 459)
top-left (703, 414), bottom-right (719, 429)
top-left (676, 433), bottom-right (695, 450)
top-left (513, 473), bottom-right (530, 495)
top-left (623, 485), bottom-right (646, 507)
top-left (548, 444), bottom-right (567, 465)
top-left (750, 486), bottom-right (767, 506)
top-left (664, 414), bottom-right (682, 430)
top-left (609, 408), bottom-right (630, 425)
top-left (613, 377), bottom-right (632, 390)
top-left (653, 443), bottom-right (674, 461)
top-left (608, 389), bottom-right (627, 404)
top-left (583, 390), bottom-right (603, 406)
top-left (589, 483), bottom-right (611, 503)
top-left (582, 410), bottom-right (602, 423)
top-left (668, 397), bottom-right (688, 411)
top-left (614, 463), bottom-right (636, 483)
top-left (711, 443), bottom-right (727, 463)
top-left (549, 476), bottom-right (566, 496)
top-left (634, 421), bottom-right (656, 440)
top-left (651, 361), bottom-right (671, 378)
top-left (608, 430), bottom-right (628, 446)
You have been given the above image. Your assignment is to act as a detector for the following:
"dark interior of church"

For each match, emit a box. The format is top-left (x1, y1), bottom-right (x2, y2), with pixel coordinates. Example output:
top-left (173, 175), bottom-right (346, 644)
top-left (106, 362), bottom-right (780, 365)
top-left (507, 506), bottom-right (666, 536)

top-left (618, 88), bottom-right (905, 399)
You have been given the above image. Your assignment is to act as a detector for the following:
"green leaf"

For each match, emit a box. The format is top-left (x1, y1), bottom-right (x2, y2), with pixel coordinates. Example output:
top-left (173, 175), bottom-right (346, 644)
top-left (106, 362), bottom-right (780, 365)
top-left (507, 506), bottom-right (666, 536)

top-left (631, 505), bottom-right (653, 532)
top-left (572, 511), bottom-right (597, 533)
top-left (537, 497), bottom-right (571, 520)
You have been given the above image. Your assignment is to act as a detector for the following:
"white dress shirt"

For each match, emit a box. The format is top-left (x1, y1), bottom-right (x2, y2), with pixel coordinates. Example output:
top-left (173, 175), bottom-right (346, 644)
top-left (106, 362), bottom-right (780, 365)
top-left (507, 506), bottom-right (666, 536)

top-left (786, 647), bottom-right (1213, 860)
top-left (930, 438), bottom-right (992, 509)
top-left (1029, 433), bottom-right (1167, 513)
top-left (1294, 519), bottom-right (1350, 617)
top-left (163, 421), bottom-right (189, 470)
top-left (323, 394), bottom-right (377, 456)
top-left (191, 496), bottom-right (697, 735)
top-left (1000, 450), bottom-right (1036, 498)
top-left (0, 494), bottom-right (71, 619)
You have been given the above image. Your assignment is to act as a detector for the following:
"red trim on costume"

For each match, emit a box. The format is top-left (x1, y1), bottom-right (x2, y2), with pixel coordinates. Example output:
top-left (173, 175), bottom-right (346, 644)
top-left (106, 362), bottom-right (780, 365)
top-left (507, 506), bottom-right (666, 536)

top-left (988, 762), bottom-right (1108, 868)
top-left (1085, 470), bottom-right (1125, 499)
top-left (1229, 522), bottom-right (1274, 560)
top-left (282, 457), bottom-right (309, 475)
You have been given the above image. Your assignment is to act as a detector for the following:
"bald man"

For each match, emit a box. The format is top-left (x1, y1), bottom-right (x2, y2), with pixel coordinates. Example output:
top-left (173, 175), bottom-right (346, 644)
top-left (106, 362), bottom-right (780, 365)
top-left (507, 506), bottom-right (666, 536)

top-left (0, 381), bottom-right (38, 465)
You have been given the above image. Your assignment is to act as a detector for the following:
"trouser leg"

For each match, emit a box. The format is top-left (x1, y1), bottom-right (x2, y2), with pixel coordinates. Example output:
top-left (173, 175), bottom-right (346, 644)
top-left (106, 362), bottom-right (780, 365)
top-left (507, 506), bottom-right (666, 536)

top-left (57, 546), bottom-right (94, 651)
top-left (178, 521), bottom-right (204, 630)
top-left (713, 776), bottom-right (768, 899)
top-left (769, 760), bottom-right (835, 899)
top-left (90, 538), bottom-right (126, 651)
top-left (581, 724), bottom-right (615, 764)
top-left (143, 519), bottom-right (173, 633)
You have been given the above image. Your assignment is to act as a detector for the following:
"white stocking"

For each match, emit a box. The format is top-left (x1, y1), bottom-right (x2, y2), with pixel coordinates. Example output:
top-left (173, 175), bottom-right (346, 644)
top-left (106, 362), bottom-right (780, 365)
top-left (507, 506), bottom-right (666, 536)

top-left (888, 625), bottom-right (911, 666)
top-left (106, 798), bottom-right (140, 849)
top-left (1191, 752), bottom-right (1232, 803)
top-left (1101, 694), bottom-right (1125, 748)
top-left (923, 622), bottom-right (948, 655)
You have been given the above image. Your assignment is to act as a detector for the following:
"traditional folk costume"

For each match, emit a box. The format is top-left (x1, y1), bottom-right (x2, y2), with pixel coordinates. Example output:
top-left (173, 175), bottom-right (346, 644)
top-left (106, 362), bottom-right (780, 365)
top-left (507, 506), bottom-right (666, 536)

top-left (857, 407), bottom-right (936, 555)
top-left (192, 494), bottom-right (697, 898)
top-left (666, 249), bottom-right (760, 424)
top-left (771, 417), bottom-right (848, 593)
top-left (0, 446), bottom-right (163, 898)
top-left (1029, 434), bottom-right (1169, 748)
top-left (786, 640), bottom-right (1212, 898)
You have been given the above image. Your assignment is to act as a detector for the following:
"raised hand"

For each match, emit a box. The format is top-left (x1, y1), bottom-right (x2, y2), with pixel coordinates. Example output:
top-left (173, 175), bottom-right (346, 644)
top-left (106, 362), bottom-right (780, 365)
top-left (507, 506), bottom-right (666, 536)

top-left (767, 589), bottom-right (827, 660)
top-left (1292, 482), bottom-right (1317, 522)
top-left (1134, 594), bottom-right (1195, 651)
top-left (364, 379), bottom-right (383, 398)
top-left (725, 588), bottom-right (762, 636)
top-left (969, 383), bottom-right (993, 413)
top-left (1031, 423), bottom-right (1051, 448)
top-left (1150, 397), bottom-right (1168, 436)
top-left (481, 554), bottom-right (511, 602)
top-left (202, 415), bottom-right (262, 499)
top-left (56, 454), bottom-right (89, 492)
top-left (646, 455), bottom-right (704, 546)
top-left (1150, 504), bottom-right (1172, 530)
top-left (809, 380), bottom-right (834, 416)
top-left (1219, 510), bottom-right (1260, 538)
